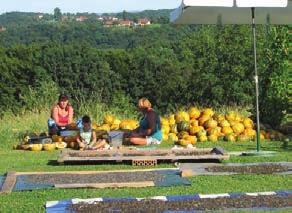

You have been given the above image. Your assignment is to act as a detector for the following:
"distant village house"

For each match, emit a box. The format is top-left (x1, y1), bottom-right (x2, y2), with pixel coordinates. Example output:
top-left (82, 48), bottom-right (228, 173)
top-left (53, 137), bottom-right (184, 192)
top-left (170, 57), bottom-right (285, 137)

top-left (99, 16), bottom-right (151, 28)
top-left (106, 16), bottom-right (118, 21)
top-left (104, 20), bottom-right (114, 27)
top-left (138, 18), bottom-right (151, 26)
top-left (0, 26), bottom-right (6, 32)
top-left (119, 20), bottom-right (133, 27)
top-left (62, 16), bottom-right (69, 21)
top-left (37, 13), bottom-right (44, 19)
top-left (97, 17), bottom-right (104, 21)
top-left (76, 16), bottom-right (88, 22)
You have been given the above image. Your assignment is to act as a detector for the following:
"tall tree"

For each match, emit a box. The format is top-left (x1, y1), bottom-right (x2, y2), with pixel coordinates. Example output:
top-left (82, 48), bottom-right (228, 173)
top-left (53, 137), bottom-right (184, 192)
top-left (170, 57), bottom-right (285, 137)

top-left (54, 7), bottom-right (62, 21)
top-left (122, 10), bottom-right (127, 20)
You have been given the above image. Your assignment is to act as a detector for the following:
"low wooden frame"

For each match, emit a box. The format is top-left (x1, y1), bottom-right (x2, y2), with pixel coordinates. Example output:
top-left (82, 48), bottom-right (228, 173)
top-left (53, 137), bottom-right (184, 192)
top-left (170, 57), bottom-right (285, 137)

top-left (57, 148), bottom-right (230, 165)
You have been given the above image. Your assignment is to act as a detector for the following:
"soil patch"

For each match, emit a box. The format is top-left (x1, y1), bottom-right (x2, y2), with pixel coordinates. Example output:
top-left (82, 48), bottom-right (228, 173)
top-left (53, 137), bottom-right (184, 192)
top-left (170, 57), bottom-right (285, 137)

top-left (68, 149), bottom-right (213, 158)
top-left (207, 164), bottom-right (289, 174)
top-left (173, 150), bottom-right (211, 156)
top-left (24, 171), bottom-right (165, 185)
top-left (69, 152), bottom-right (112, 157)
top-left (67, 195), bottom-right (292, 212)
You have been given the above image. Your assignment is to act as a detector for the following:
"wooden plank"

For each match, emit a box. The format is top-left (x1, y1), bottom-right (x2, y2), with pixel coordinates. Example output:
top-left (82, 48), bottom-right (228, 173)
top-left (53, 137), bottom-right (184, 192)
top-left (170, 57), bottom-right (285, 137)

top-left (0, 171), bottom-right (17, 194)
top-left (61, 154), bottom-right (229, 162)
top-left (57, 148), bottom-right (230, 164)
top-left (121, 149), bottom-right (171, 156)
top-left (64, 148), bottom-right (214, 159)
top-left (15, 168), bottom-right (178, 175)
top-left (54, 181), bottom-right (155, 189)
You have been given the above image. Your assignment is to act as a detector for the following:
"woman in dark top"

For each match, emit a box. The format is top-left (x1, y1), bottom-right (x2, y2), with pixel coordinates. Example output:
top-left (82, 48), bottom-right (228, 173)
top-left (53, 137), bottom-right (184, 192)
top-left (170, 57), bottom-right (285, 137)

top-left (126, 98), bottom-right (162, 145)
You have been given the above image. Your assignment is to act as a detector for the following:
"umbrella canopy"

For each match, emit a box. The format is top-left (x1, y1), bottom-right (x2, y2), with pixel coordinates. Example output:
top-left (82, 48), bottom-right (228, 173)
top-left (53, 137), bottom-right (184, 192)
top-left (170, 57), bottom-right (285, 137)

top-left (171, 0), bottom-right (292, 24)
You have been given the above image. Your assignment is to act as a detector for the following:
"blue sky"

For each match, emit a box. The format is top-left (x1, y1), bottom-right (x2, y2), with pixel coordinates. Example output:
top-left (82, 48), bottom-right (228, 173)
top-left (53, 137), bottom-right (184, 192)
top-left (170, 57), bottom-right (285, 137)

top-left (0, 0), bottom-right (181, 14)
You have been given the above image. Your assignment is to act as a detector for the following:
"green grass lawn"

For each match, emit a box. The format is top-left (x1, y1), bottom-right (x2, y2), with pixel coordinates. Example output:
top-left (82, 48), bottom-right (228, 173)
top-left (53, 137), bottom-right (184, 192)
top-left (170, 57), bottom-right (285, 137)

top-left (0, 140), bottom-right (291, 175)
top-left (0, 112), bottom-right (291, 212)
top-left (0, 174), bottom-right (291, 213)
top-left (0, 141), bottom-right (291, 212)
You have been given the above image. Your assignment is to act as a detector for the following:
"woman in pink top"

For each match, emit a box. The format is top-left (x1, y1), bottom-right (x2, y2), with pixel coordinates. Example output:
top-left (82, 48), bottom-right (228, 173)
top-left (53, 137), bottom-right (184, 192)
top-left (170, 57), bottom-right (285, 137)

top-left (48, 94), bottom-right (74, 135)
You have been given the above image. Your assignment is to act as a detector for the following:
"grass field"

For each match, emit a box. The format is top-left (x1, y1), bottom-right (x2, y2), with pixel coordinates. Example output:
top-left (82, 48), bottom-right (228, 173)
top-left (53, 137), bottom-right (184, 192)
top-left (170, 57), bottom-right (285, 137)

top-left (0, 111), bottom-right (291, 212)
top-left (0, 174), bottom-right (291, 213)
top-left (0, 143), bottom-right (291, 213)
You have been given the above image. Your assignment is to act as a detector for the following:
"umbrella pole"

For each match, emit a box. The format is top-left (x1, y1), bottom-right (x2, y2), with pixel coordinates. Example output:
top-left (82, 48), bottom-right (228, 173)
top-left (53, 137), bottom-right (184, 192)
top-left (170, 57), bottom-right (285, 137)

top-left (251, 7), bottom-right (261, 152)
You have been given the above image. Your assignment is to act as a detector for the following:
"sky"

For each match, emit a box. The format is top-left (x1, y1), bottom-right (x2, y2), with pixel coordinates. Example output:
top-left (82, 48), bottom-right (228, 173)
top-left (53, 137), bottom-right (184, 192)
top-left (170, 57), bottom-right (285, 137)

top-left (0, 0), bottom-right (182, 14)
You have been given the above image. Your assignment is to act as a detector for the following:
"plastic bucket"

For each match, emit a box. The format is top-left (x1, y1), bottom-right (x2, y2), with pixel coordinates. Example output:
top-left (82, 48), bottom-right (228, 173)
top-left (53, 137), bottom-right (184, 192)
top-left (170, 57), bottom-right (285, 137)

top-left (109, 131), bottom-right (124, 147)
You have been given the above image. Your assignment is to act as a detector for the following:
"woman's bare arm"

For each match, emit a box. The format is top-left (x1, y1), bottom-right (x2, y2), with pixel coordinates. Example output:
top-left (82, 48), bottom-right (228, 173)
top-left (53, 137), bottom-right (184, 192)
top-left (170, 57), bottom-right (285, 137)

top-left (68, 106), bottom-right (74, 124)
top-left (52, 106), bottom-right (61, 126)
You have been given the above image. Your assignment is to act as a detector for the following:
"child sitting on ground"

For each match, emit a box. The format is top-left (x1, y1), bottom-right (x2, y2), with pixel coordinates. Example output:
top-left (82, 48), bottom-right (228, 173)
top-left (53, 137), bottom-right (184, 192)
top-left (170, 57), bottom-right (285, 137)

top-left (77, 115), bottom-right (108, 150)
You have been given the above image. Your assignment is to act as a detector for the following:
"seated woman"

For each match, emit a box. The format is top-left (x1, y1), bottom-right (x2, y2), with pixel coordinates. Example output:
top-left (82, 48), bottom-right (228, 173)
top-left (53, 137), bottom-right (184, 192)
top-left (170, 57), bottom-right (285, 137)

top-left (126, 98), bottom-right (162, 145)
top-left (48, 94), bottom-right (74, 135)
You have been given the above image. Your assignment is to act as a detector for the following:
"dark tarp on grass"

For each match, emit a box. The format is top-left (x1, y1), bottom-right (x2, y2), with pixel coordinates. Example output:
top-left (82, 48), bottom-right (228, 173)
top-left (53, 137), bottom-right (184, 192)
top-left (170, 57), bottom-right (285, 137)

top-left (0, 175), bottom-right (5, 189)
top-left (155, 170), bottom-right (191, 187)
top-left (11, 170), bottom-right (190, 191)
top-left (13, 175), bottom-right (54, 192)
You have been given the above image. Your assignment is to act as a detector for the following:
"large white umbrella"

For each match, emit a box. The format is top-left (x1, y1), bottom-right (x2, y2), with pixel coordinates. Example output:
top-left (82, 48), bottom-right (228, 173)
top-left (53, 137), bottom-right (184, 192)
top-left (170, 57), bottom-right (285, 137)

top-left (171, 0), bottom-right (292, 153)
top-left (171, 0), bottom-right (292, 24)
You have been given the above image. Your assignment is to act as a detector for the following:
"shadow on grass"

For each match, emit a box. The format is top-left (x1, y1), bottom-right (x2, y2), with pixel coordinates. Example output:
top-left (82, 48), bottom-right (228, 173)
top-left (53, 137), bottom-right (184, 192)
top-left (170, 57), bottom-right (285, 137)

top-left (47, 160), bottom-right (61, 166)
top-left (48, 159), bottom-right (134, 166)
top-left (47, 159), bottom-right (221, 166)
top-left (236, 141), bottom-right (292, 152)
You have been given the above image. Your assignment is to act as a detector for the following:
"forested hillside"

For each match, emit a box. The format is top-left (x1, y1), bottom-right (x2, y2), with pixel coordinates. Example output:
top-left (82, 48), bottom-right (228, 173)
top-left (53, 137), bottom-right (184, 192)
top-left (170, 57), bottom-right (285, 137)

top-left (0, 11), bottom-right (289, 127)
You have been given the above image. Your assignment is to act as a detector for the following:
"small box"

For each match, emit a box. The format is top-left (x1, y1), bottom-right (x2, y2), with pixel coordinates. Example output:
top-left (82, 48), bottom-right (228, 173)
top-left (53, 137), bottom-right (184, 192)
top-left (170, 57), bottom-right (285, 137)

top-left (60, 130), bottom-right (78, 137)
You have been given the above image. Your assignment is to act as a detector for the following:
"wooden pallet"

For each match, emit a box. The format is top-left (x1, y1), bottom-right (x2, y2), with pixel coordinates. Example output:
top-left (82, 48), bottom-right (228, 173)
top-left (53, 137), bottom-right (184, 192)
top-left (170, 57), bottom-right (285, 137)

top-left (57, 148), bottom-right (230, 165)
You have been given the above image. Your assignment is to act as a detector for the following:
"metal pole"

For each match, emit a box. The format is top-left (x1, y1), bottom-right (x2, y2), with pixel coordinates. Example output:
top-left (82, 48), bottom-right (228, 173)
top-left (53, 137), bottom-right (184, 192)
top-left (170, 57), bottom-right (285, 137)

top-left (251, 7), bottom-right (261, 152)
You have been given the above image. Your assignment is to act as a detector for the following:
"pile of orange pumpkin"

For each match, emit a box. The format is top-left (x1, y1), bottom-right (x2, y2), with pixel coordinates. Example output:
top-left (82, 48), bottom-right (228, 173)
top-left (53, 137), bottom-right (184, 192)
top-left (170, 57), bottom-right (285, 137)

top-left (58, 110), bottom-right (285, 148)
top-left (15, 109), bottom-right (285, 150)
top-left (160, 107), bottom-right (285, 146)
top-left (92, 115), bottom-right (138, 132)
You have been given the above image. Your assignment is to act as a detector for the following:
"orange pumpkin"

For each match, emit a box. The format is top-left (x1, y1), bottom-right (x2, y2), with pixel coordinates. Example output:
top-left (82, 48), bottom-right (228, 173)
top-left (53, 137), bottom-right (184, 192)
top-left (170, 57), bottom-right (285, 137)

top-left (222, 126), bottom-right (233, 135)
top-left (232, 123), bottom-right (245, 135)
top-left (103, 115), bottom-right (115, 125)
top-left (52, 135), bottom-right (63, 143)
top-left (208, 134), bottom-right (218, 142)
top-left (198, 135), bottom-right (208, 142)
top-left (188, 107), bottom-right (201, 119)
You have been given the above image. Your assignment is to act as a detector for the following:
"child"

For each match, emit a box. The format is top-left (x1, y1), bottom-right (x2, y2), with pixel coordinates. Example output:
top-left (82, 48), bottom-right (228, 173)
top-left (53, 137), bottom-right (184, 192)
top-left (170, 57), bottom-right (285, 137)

top-left (77, 115), bottom-right (108, 150)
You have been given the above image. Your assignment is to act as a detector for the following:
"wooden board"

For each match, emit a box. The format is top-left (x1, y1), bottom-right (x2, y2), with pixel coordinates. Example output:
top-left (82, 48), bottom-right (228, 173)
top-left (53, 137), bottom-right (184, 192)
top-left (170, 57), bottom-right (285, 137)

top-left (59, 154), bottom-right (229, 162)
top-left (54, 181), bottom-right (155, 189)
top-left (15, 168), bottom-right (178, 175)
top-left (59, 148), bottom-right (213, 158)
top-left (0, 171), bottom-right (17, 194)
